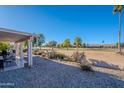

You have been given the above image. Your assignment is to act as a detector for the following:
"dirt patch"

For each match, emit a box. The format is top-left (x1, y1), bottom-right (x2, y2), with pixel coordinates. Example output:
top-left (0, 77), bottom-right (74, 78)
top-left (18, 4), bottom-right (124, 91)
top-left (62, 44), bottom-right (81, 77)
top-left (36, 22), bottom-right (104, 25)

top-left (55, 49), bottom-right (124, 70)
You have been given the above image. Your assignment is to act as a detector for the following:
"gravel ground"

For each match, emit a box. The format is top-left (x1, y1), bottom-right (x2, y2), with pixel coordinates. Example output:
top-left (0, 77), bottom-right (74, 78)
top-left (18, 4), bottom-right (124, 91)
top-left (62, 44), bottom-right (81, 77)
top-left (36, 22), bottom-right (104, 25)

top-left (51, 59), bottom-right (124, 80)
top-left (0, 56), bottom-right (124, 88)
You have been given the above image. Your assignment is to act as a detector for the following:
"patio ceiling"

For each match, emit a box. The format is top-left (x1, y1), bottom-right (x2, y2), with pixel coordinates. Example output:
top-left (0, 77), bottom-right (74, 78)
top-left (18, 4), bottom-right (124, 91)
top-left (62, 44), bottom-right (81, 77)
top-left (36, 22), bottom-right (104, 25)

top-left (0, 27), bottom-right (32, 42)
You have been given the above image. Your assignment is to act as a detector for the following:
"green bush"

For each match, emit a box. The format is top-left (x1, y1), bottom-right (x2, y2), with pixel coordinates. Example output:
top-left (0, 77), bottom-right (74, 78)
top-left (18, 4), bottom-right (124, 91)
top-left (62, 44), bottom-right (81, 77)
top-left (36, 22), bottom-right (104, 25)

top-left (0, 42), bottom-right (10, 51)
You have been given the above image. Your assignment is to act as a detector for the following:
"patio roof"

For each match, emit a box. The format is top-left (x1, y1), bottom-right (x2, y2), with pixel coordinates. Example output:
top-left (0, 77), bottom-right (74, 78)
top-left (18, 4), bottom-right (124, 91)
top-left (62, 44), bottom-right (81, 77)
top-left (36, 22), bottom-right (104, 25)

top-left (0, 27), bottom-right (33, 42)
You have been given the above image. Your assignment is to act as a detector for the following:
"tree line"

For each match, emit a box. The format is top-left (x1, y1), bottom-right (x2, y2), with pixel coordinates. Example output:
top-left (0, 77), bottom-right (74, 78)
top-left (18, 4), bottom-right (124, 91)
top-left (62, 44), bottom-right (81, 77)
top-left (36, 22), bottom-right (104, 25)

top-left (31, 34), bottom-right (85, 50)
top-left (30, 33), bottom-right (124, 50)
top-left (45, 37), bottom-right (85, 50)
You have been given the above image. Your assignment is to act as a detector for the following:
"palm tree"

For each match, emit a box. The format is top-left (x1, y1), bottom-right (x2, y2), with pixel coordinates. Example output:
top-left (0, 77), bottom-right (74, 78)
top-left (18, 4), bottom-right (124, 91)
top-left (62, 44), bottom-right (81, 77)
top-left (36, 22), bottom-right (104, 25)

top-left (113, 5), bottom-right (124, 53)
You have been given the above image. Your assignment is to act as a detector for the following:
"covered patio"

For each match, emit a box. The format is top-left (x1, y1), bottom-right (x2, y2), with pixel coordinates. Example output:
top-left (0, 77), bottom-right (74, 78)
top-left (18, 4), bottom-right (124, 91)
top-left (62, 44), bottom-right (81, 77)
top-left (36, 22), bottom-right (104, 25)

top-left (0, 27), bottom-right (34, 71)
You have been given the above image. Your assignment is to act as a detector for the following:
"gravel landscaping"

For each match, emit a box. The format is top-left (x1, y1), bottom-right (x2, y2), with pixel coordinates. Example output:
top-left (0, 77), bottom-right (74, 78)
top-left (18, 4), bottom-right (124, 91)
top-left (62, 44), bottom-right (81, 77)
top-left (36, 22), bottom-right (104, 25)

top-left (0, 56), bottom-right (124, 88)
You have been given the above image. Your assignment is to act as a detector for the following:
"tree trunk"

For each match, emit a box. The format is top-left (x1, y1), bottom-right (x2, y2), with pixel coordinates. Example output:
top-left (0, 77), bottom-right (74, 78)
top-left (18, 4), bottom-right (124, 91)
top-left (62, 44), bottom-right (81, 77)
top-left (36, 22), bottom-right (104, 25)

top-left (40, 46), bottom-right (42, 50)
top-left (67, 47), bottom-right (68, 50)
top-left (52, 47), bottom-right (53, 50)
top-left (118, 12), bottom-right (122, 53)
top-left (76, 45), bottom-right (79, 52)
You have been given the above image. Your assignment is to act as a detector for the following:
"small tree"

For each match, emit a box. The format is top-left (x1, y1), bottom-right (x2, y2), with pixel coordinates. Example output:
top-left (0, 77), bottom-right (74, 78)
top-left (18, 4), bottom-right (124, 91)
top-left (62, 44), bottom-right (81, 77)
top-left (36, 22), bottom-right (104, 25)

top-left (57, 43), bottom-right (64, 48)
top-left (82, 43), bottom-right (86, 48)
top-left (32, 34), bottom-right (38, 47)
top-left (47, 41), bottom-right (57, 50)
top-left (63, 39), bottom-right (71, 50)
top-left (57, 43), bottom-right (62, 48)
top-left (37, 33), bottom-right (45, 49)
top-left (74, 37), bottom-right (82, 51)
top-left (23, 33), bottom-right (45, 49)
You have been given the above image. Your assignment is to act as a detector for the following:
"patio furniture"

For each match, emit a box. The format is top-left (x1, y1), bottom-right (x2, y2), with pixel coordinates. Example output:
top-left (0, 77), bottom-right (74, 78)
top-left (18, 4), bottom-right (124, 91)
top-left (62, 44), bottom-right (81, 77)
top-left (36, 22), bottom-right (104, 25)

top-left (1, 50), bottom-right (7, 60)
top-left (0, 56), bottom-right (4, 70)
top-left (4, 50), bottom-right (16, 63)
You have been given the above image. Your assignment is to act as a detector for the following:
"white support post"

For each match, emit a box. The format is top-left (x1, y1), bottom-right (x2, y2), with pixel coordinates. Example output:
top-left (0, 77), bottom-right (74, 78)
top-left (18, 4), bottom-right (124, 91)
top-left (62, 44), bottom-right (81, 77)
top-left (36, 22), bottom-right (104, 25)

top-left (15, 43), bottom-right (19, 60)
top-left (28, 37), bottom-right (33, 67)
top-left (14, 43), bottom-right (17, 62)
top-left (20, 42), bottom-right (24, 64)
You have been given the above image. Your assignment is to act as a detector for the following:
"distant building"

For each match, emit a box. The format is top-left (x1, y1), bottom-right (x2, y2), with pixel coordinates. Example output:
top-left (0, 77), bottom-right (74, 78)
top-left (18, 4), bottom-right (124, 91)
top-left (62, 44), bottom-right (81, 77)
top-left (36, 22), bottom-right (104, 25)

top-left (86, 44), bottom-right (116, 48)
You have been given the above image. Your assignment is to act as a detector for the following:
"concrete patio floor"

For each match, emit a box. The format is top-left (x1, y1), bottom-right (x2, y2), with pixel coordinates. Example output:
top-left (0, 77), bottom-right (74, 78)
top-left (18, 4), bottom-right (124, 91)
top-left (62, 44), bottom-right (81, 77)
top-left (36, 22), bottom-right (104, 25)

top-left (1, 58), bottom-right (26, 72)
top-left (0, 56), bottom-right (124, 88)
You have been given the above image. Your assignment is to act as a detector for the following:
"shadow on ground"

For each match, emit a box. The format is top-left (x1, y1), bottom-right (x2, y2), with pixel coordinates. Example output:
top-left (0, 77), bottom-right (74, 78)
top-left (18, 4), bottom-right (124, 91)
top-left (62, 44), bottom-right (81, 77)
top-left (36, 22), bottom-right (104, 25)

top-left (89, 59), bottom-right (121, 70)
top-left (0, 56), bottom-right (124, 88)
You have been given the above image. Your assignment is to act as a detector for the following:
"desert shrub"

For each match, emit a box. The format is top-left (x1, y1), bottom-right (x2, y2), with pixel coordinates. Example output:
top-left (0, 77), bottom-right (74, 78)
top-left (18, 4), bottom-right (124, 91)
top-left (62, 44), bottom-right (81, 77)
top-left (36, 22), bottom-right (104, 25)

top-left (39, 51), bottom-right (46, 57)
top-left (55, 53), bottom-right (65, 60)
top-left (71, 52), bottom-right (85, 62)
top-left (71, 52), bottom-right (79, 62)
top-left (80, 61), bottom-right (93, 71)
top-left (71, 52), bottom-right (93, 71)
top-left (45, 51), bottom-right (71, 61)
top-left (33, 49), bottom-right (39, 55)
top-left (46, 51), bottom-right (68, 60)
top-left (55, 53), bottom-right (70, 61)
top-left (79, 53), bottom-right (93, 71)
top-left (46, 50), bottom-right (56, 59)
top-left (33, 50), bottom-right (39, 55)
top-left (37, 52), bottom-right (43, 55)
top-left (33, 51), bottom-right (37, 55)
top-left (33, 50), bottom-right (46, 57)
top-left (63, 56), bottom-right (72, 61)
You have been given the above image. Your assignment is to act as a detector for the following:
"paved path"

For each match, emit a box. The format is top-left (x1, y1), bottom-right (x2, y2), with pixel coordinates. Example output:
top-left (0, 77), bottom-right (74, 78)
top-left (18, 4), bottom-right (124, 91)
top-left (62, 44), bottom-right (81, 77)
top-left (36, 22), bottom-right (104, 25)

top-left (0, 56), bottom-right (124, 88)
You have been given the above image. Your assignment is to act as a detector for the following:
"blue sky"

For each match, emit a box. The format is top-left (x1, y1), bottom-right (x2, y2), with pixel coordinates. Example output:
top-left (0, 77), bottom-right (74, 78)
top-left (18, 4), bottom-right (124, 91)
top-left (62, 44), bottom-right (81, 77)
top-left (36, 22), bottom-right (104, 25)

top-left (0, 5), bottom-right (123, 44)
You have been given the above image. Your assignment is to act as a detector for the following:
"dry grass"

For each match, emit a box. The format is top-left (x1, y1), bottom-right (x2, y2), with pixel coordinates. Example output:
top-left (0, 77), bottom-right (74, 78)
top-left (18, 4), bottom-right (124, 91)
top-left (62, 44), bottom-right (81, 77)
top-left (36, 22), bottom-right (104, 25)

top-left (39, 47), bottom-right (124, 70)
